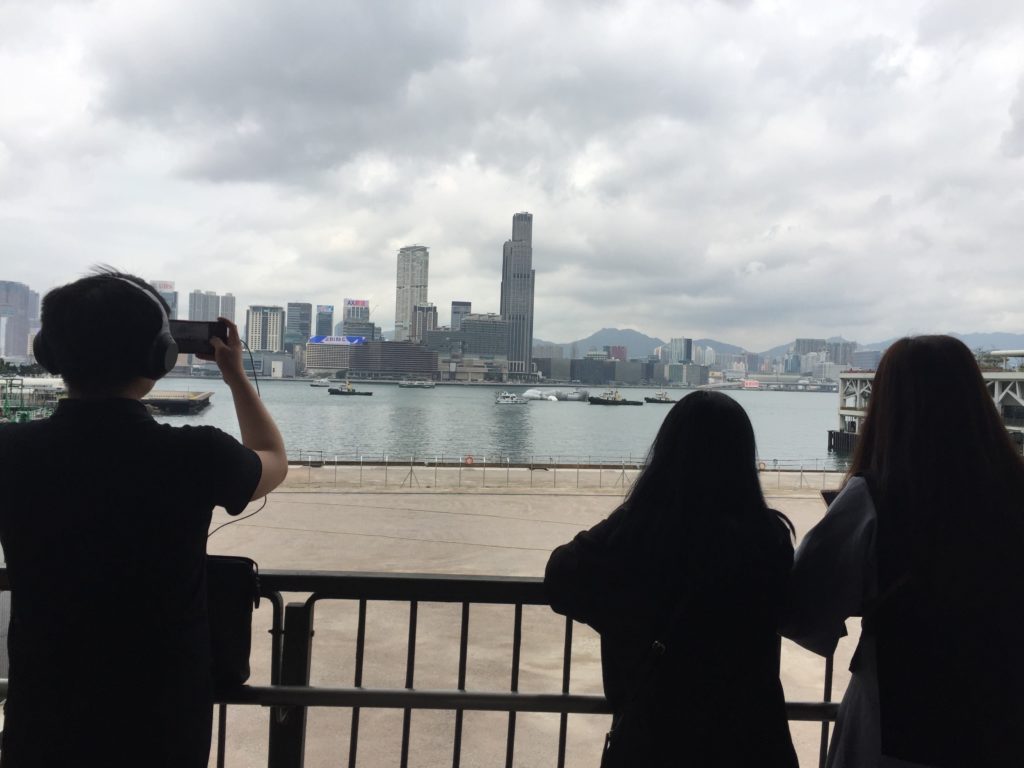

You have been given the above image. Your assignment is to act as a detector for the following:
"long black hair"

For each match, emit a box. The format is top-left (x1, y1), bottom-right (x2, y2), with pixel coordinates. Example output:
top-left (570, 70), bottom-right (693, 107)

top-left (622, 390), bottom-right (792, 544)
top-left (849, 335), bottom-right (1024, 596)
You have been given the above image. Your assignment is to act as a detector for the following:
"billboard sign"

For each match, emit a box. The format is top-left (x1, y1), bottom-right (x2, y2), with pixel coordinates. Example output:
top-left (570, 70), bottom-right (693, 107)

top-left (316, 304), bottom-right (334, 314)
top-left (308, 335), bottom-right (366, 345)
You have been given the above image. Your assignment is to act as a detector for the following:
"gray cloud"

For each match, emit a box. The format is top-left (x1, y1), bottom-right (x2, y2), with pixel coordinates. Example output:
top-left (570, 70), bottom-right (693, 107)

top-left (3, 0), bottom-right (1024, 350)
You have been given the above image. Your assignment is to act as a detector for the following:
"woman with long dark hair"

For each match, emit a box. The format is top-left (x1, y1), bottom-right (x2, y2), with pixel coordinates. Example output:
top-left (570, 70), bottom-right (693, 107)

top-left (544, 390), bottom-right (798, 767)
top-left (783, 335), bottom-right (1024, 767)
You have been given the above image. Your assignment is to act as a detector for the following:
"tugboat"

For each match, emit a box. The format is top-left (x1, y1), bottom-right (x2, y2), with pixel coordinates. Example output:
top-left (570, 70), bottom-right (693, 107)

top-left (328, 381), bottom-right (373, 396)
top-left (588, 389), bottom-right (643, 406)
top-left (644, 390), bottom-right (677, 404)
top-left (495, 391), bottom-right (528, 404)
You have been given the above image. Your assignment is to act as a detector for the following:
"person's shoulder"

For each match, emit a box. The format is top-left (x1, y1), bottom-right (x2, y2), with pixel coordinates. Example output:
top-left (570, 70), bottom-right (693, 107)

top-left (827, 476), bottom-right (876, 524)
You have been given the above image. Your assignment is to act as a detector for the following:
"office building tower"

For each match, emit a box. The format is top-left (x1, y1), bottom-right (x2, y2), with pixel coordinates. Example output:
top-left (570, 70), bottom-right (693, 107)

top-left (669, 337), bottom-right (693, 364)
top-left (149, 281), bottom-right (179, 319)
top-left (0, 281), bottom-right (32, 358)
top-left (315, 305), bottom-right (334, 337)
top-left (245, 305), bottom-right (285, 352)
top-left (411, 303), bottom-right (438, 344)
top-left (341, 320), bottom-right (381, 341)
top-left (605, 345), bottom-right (627, 362)
top-left (794, 338), bottom-right (828, 356)
top-left (500, 212), bottom-right (536, 376)
top-left (220, 293), bottom-right (236, 323)
top-left (189, 290), bottom-right (221, 322)
top-left (451, 301), bottom-right (471, 332)
top-left (394, 246), bottom-right (429, 342)
top-left (344, 299), bottom-right (370, 324)
top-left (286, 302), bottom-right (313, 348)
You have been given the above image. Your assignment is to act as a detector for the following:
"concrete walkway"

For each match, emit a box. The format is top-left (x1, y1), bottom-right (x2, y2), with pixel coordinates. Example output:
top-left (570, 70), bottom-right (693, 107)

top-left (208, 468), bottom-right (855, 768)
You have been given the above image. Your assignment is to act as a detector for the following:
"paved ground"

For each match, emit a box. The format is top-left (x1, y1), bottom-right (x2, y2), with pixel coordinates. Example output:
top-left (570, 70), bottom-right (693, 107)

top-left (208, 467), bottom-right (857, 768)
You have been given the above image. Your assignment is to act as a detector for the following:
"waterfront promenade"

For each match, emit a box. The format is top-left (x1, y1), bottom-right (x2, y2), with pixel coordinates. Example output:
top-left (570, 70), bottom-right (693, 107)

top-left (207, 466), bottom-right (850, 767)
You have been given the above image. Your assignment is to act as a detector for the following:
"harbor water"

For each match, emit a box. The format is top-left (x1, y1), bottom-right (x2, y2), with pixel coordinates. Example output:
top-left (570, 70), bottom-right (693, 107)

top-left (153, 378), bottom-right (847, 469)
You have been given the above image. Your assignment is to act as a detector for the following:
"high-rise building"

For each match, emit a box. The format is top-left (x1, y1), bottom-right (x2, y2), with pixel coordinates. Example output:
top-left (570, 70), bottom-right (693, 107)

top-left (245, 305), bottom-right (285, 352)
top-left (0, 281), bottom-right (33, 359)
top-left (315, 305), bottom-right (334, 337)
top-left (451, 301), bottom-right (471, 332)
top-left (605, 345), bottom-right (628, 362)
top-left (149, 281), bottom-right (179, 319)
top-left (500, 212), bottom-right (536, 376)
top-left (344, 299), bottom-right (370, 324)
top-left (394, 246), bottom-right (429, 342)
top-left (189, 290), bottom-right (221, 321)
top-left (669, 337), bottom-right (693, 364)
top-left (286, 302), bottom-right (312, 347)
top-left (411, 303), bottom-right (438, 344)
top-left (794, 338), bottom-right (827, 356)
top-left (220, 293), bottom-right (236, 323)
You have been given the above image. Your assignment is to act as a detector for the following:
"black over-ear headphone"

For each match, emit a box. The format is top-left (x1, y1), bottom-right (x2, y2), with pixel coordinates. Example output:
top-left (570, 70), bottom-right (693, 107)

top-left (34, 276), bottom-right (179, 380)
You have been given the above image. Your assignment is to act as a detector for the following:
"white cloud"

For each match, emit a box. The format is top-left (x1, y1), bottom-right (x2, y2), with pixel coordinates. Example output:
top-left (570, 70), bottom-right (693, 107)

top-left (2, 0), bottom-right (1024, 350)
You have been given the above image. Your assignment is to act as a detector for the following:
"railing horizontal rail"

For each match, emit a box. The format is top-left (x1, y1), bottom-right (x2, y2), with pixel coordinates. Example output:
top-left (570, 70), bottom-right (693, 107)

top-left (218, 685), bottom-right (839, 721)
top-left (260, 570), bottom-right (548, 605)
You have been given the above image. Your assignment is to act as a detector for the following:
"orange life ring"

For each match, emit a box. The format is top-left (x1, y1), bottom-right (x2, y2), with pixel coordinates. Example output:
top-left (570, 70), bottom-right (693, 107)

top-left (465, 455), bottom-right (475, 465)
top-left (758, 462), bottom-right (766, 471)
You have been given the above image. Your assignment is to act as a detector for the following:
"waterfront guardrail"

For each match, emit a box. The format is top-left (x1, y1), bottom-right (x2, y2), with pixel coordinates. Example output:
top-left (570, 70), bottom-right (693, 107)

top-left (284, 451), bottom-right (849, 492)
top-left (0, 570), bottom-right (839, 768)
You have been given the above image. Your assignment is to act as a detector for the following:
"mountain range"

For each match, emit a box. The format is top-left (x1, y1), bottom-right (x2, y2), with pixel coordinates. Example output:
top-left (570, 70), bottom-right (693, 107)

top-left (535, 329), bottom-right (1024, 360)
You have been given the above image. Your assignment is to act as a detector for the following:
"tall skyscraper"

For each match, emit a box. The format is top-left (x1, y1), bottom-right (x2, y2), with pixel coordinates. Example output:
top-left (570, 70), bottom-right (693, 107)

top-left (245, 305), bottom-right (285, 352)
top-left (344, 299), bottom-right (370, 323)
top-left (451, 301), bottom-right (471, 332)
top-left (149, 281), bottom-right (179, 319)
top-left (315, 305), bottom-right (334, 336)
top-left (394, 245), bottom-right (429, 342)
top-left (188, 290), bottom-right (221, 321)
top-left (286, 302), bottom-right (313, 346)
top-left (0, 281), bottom-right (33, 358)
top-left (669, 337), bottom-right (693, 364)
top-left (220, 293), bottom-right (236, 323)
top-left (500, 212), bottom-right (536, 376)
top-left (411, 303), bottom-right (438, 344)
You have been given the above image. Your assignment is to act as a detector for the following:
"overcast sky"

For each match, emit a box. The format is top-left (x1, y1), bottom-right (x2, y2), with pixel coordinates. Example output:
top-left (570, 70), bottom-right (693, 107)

top-left (2, 0), bottom-right (1023, 350)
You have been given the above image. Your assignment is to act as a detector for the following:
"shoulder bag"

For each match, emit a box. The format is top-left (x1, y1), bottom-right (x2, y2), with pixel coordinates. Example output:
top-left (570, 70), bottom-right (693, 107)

top-left (206, 554), bottom-right (260, 689)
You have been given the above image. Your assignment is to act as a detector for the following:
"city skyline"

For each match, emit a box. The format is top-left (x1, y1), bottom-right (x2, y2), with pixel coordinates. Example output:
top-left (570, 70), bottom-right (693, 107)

top-left (3, 3), bottom-right (1023, 350)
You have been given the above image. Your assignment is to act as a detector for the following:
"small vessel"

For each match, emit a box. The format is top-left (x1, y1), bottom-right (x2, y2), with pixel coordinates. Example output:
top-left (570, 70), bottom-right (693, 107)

top-left (328, 381), bottom-right (373, 396)
top-left (310, 378), bottom-right (331, 387)
top-left (495, 391), bottom-right (528, 404)
top-left (588, 389), bottom-right (643, 406)
top-left (398, 380), bottom-right (436, 389)
top-left (644, 390), bottom-right (677, 404)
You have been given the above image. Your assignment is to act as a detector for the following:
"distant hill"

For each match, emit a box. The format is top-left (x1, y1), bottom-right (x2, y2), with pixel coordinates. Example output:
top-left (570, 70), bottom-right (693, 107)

top-left (535, 328), bottom-right (666, 360)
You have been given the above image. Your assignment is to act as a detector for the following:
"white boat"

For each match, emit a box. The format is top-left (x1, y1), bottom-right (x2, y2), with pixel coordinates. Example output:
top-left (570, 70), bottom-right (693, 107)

top-left (398, 380), bottom-right (436, 389)
top-left (310, 378), bottom-right (331, 387)
top-left (495, 391), bottom-right (528, 404)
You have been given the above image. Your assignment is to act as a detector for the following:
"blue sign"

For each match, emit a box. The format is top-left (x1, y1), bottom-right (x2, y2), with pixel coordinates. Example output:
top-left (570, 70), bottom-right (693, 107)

top-left (308, 335), bottom-right (366, 345)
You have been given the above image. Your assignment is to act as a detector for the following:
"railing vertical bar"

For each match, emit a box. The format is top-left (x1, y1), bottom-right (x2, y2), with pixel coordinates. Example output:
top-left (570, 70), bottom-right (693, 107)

top-left (348, 599), bottom-right (367, 768)
top-left (557, 616), bottom-right (574, 768)
top-left (505, 603), bottom-right (523, 768)
top-left (452, 601), bottom-right (470, 768)
top-left (819, 654), bottom-right (835, 768)
top-left (216, 703), bottom-right (227, 768)
top-left (400, 600), bottom-right (419, 768)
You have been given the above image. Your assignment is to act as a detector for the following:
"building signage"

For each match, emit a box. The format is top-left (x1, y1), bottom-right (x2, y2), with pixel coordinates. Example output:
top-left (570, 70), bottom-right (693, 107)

top-left (308, 335), bottom-right (366, 345)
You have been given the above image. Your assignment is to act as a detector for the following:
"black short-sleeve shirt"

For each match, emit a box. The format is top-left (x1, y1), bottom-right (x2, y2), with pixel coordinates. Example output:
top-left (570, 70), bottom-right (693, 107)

top-left (0, 397), bottom-right (262, 767)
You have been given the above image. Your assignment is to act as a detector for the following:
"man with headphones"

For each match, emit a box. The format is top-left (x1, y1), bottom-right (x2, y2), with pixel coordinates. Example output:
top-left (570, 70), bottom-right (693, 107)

top-left (0, 268), bottom-right (287, 767)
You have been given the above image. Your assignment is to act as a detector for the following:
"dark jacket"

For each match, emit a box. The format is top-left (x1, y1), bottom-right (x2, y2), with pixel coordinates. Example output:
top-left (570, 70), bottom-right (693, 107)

top-left (544, 503), bottom-right (798, 768)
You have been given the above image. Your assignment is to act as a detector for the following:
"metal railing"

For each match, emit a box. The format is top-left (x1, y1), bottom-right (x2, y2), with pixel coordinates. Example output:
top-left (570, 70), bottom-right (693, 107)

top-left (286, 452), bottom-right (850, 493)
top-left (218, 570), bottom-right (838, 768)
top-left (0, 569), bottom-right (838, 767)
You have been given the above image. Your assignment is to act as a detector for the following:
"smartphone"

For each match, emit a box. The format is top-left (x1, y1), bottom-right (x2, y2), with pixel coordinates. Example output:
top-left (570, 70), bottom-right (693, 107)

top-left (821, 489), bottom-right (840, 506)
top-left (170, 319), bottom-right (228, 355)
